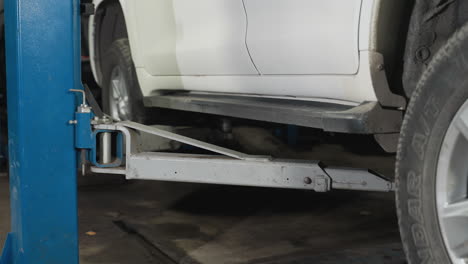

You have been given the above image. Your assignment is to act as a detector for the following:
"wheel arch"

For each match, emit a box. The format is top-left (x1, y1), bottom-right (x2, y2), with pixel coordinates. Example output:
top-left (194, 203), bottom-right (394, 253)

top-left (403, 0), bottom-right (468, 98)
top-left (89, 0), bottom-right (134, 86)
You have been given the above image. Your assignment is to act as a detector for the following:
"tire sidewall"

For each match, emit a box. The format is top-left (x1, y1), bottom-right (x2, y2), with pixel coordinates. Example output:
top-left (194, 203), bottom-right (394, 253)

top-left (101, 38), bottom-right (146, 123)
top-left (397, 26), bottom-right (468, 264)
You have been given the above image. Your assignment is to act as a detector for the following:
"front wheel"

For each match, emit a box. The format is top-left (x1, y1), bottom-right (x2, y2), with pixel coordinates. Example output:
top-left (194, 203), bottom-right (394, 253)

top-left (396, 24), bottom-right (468, 264)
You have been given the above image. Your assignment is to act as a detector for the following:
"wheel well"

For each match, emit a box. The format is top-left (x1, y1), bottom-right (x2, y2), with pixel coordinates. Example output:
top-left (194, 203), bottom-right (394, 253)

top-left (93, 0), bottom-right (128, 86)
top-left (403, 0), bottom-right (468, 98)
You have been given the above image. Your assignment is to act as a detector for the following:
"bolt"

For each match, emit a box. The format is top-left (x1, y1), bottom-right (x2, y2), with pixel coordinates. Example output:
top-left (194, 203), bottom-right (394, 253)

top-left (416, 46), bottom-right (431, 63)
top-left (304, 177), bottom-right (312, 185)
top-left (377, 64), bottom-right (385, 71)
top-left (101, 116), bottom-right (113, 124)
top-left (69, 120), bottom-right (78, 125)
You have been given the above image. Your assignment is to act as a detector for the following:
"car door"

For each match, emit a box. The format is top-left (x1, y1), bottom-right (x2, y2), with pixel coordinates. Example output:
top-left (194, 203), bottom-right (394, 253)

top-left (132, 0), bottom-right (258, 76)
top-left (244, 0), bottom-right (362, 75)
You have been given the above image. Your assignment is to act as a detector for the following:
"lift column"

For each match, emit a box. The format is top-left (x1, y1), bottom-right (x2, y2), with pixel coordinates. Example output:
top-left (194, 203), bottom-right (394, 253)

top-left (1, 0), bottom-right (81, 263)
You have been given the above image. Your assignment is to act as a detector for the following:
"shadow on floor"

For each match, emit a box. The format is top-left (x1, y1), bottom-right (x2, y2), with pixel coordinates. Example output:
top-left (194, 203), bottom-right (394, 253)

top-left (78, 179), bottom-right (405, 264)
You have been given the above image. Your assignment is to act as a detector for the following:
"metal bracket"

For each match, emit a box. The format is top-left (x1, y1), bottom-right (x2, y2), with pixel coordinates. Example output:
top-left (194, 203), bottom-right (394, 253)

top-left (89, 121), bottom-right (395, 193)
top-left (90, 129), bottom-right (124, 168)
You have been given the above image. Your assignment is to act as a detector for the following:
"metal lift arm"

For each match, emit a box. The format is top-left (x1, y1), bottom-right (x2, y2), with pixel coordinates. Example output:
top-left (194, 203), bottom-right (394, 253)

top-left (89, 121), bottom-right (395, 193)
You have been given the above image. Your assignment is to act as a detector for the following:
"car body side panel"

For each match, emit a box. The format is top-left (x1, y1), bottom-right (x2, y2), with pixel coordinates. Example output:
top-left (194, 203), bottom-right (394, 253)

top-left (91, 0), bottom-right (258, 78)
top-left (136, 51), bottom-right (378, 104)
top-left (244, 0), bottom-right (361, 75)
top-left (133, 0), bottom-right (258, 76)
top-left (89, 0), bottom-right (398, 104)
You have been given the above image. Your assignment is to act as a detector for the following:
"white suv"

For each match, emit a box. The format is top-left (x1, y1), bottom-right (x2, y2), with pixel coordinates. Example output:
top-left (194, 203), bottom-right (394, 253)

top-left (88, 1), bottom-right (468, 264)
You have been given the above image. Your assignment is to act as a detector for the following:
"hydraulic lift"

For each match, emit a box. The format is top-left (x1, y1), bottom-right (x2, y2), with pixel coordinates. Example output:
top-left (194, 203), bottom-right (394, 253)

top-left (0, 0), bottom-right (394, 263)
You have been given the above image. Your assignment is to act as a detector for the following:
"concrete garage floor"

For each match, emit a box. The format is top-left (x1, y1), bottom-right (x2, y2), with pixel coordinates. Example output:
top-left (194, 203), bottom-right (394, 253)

top-left (0, 174), bottom-right (406, 264)
top-left (0, 175), bottom-right (9, 248)
top-left (0, 130), bottom-right (407, 263)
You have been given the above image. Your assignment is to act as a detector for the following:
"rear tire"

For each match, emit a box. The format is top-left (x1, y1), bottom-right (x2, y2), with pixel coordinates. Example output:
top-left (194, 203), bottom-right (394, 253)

top-left (101, 38), bottom-right (150, 123)
top-left (396, 24), bottom-right (468, 264)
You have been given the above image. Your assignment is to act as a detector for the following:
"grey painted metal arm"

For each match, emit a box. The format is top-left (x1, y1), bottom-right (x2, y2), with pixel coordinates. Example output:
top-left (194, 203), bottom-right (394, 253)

top-left (91, 122), bottom-right (395, 193)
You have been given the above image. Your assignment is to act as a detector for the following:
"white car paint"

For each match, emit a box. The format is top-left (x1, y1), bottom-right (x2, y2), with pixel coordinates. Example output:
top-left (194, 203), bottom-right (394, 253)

top-left (244, 0), bottom-right (361, 75)
top-left (133, 0), bottom-right (258, 76)
top-left (136, 51), bottom-right (378, 104)
top-left (89, 0), bottom-right (389, 105)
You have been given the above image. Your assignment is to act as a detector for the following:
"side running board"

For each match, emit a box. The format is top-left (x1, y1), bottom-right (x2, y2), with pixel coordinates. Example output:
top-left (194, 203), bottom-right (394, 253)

top-left (144, 92), bottom-right (403, 134)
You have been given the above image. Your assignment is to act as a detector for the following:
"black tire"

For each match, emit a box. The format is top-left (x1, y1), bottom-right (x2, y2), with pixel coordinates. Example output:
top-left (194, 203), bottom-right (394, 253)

top-left (101, 38), bottom-right (151, 123)
top-left (396, 24), bottom-right (468, 264)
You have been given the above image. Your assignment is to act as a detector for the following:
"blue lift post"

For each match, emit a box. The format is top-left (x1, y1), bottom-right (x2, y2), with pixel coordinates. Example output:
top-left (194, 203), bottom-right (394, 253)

top-left (1, 0), bottom-right (81, 263)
